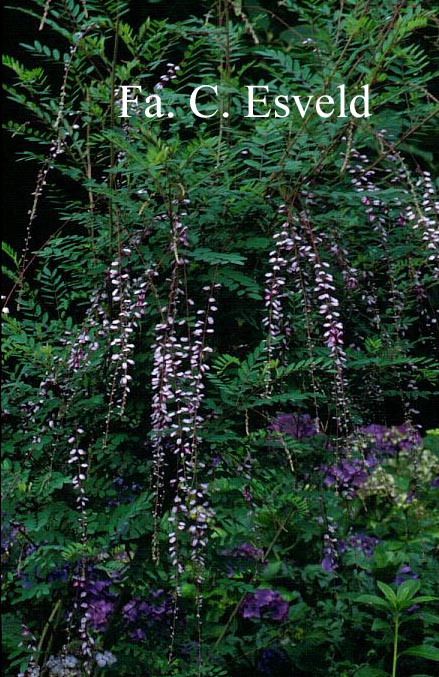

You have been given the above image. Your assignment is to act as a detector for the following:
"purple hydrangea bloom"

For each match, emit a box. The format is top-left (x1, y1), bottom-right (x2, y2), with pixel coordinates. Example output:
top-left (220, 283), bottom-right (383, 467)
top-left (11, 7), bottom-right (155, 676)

top-left (122, 590), bottom-right (172, 626)
top-left (322, 458), bottom-right (372, 498)
top-left (338, 533), bottom-right (379, 557)
top-left (88, 598), bottom-right (115, 632)
top-left (350, 533), bottom-right (379, 557)
top-left (241, 589), bottom-right (289, 621)
top-left (358, 423), bottom-right (421, 456)
top-left (270, 412), bottom-right (318, 439)
top-left (73, 577), bottom-right (117, 632)
top-left (87, 579), bottom-right (111, 596)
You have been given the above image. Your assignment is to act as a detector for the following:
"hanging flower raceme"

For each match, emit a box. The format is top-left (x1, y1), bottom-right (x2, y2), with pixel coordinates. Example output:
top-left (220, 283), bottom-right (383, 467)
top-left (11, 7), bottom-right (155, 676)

top-left (314, 261), bottom-right (346, 368)
top-left (407, 170), bottom-right (439, 281)
top-left (148, 209), bottom-right (220, 665)
top-left (18, 625), bottom-right (40, 677)
top-left (167, 284), bottom-right (220, 581)
top-left (348, 144), bottom-right (437, 324)
top-left (263, 209), bottom-right (350, 432)
top-left (326, 239), bottom-right (359, 292)
top-left (67, 429), bottom-right (94, 669)
top-left (150, 225), bottom-right (186, 562)
top-left (67, 288), bottom-right (107, 372)
top-left (348, 144), bottom-right (438, 419)
top-left (263, 219), bottom-right (294, 362)
top-left (312, 254), bottom-right (350, 435)
top-left (348, 147), bottom-right (405, 330)
top-left (66, 244), bottom-right (155, 412)
top-left (263, 210), bottom-right (320, 407)
top-left (68, 431), bottom-right (89, 519)
top-left (108, 248), bottom-right (154, 414)
top-left (149, 211), bottom-right (219, 579)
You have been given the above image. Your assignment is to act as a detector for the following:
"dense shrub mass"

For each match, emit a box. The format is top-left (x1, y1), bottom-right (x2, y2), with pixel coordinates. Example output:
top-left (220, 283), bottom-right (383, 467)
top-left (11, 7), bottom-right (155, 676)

top-left (2, 1), bottom-right (439, 676)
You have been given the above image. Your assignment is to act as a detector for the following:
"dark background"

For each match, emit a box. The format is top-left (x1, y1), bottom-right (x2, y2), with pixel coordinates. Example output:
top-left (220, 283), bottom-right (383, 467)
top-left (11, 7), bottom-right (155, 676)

top-left (2, 1), bottom-right (209, 251)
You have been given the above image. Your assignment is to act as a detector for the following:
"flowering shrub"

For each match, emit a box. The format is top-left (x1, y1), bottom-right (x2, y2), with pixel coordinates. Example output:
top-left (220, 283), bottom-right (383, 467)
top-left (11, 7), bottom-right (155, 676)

top-left (2, 1), bottom-right (439, 676)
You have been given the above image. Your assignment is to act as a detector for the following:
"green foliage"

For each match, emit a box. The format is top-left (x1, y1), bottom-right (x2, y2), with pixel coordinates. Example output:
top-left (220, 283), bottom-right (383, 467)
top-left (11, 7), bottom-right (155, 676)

top-left (2, 0), bottom-right (439, 676)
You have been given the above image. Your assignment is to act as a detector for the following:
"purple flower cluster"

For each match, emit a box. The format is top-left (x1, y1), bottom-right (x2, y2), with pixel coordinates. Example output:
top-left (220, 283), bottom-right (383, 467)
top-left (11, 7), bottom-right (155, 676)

top-left (322, 457), bottom-right (374, 499)
top-left (321, 422), bottom-right (423, 502)
top-left (66, 248), bottom-right (154, 413)
top-left (79, 579), bottom-right (116, 633)
top-left (68, 329), bottom-right (99, 371)
top-left (241, 589), bottom-right (289, 621)
top-left (270, 412), bottom-right (318, 440)
top-left (222, 542), bottom-right (264, 561)
top-left (74, 573), bottom-right (173, 643)
top-left (123, 590), bottom-right (171, 623)
top-left (338, 533), bottom-right (379, 557)
top-left (358, 423), bottom-right (422, 456)
top-left (123, 589), bottom-right (172, 642)
top-left (66, 288), bottom-right (109, 373)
